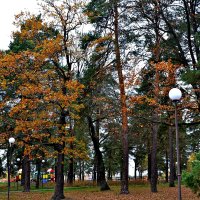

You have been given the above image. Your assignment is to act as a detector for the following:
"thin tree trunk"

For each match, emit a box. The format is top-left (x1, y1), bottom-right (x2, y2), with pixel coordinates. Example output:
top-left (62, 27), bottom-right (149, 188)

top-left (165, 150), bottom-right (169, 183)
top-left (93, 157), bottom-right (97, 181)
top-left (23, 155), bottom-right (30, 192)
top-left (79, 160), bottom-right (82, 181)
top-left (150, 113), bottom-right (158, 193)
top-left (169, 126), bottom-right (175, 187)
top-left (134, 159), bottom-right (137, 180)
top-left (148, 152), bottom-right (151, 181)
top-left (35, 160), bottom-right (41, 189)
top-left (67, 119), bottom-right (74, 185)
top-left (87, 116), bottom-right (110, 191)
top-left (52, 106), bottom-right (69, 200)
top-left (51, 146), bottom-right (65, 200)
top-left (81, 161), bottom-right (85, 181)
top-left (113, 1), bottom-right (129, 194)
top-left (67, 157), bottom-right (74, 185)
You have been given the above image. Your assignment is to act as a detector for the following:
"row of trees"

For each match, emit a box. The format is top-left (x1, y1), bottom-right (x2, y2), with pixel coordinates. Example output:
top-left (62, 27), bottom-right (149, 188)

top-left (0, 0), bottom-right (199, 199)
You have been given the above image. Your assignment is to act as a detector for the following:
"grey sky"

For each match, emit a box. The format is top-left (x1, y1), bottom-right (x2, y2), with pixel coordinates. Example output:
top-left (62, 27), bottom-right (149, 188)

top-left (0, 0), bottom-right (40, 50)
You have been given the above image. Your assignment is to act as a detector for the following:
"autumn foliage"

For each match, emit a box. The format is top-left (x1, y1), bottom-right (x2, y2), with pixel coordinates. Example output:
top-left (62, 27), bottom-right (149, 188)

top-left (0, 13), bottom-right (86, 160)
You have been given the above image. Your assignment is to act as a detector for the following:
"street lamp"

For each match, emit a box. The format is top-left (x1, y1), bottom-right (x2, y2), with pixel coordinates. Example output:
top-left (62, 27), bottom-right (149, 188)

top-left (42, 160), bottom-right (45, 189)
top-left (7, 137), bottom-right (15, 200)
top-left (169, 88), bottom-right (182, 200)
top-left (16, 158), bottom-right (20, 190)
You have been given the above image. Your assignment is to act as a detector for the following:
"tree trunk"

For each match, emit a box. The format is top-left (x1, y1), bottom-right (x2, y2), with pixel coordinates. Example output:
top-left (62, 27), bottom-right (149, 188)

top-left (150, 113), bottom-right (158, 193)
top-left (79, 160), bottom-right (82, 181)
top-left (93, 157), bottom-right (97, 181)
top-left (165, 150), bottom-right (169, 183)
top-left (51, 147), bottom-right (65, 200)
top-left (134, 159), bottom-right (137, 180)
top-left (35, 160), bottom-right (41, 189)
top-left (23, 155), bottom-right (30, 192)
top-left (148, 152), bottom-right (151, 181)
top-left (52, 108), bottom-right (69, 200)
top-left (21, 156), bottom-right (25, 187)
top-left (107, 161), bottom-right (112, 180)
top-left (169, 126), bottom-right (175, 187)
top-left (67, 119), bottom-right (74, 185)
top-left (67, 158), bottom-right (74, 185)
top-left (113, 1), bottom-right (129, 194)
top-left (79, 160), bottom-right (85, 181)
top-left (54, 160), bottom-right (57, 183)
top-left (87, 116), bottom-right (110, 191)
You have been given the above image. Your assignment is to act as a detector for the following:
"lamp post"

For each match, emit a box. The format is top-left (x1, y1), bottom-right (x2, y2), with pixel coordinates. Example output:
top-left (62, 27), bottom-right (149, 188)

top-left (169, 88), bottom-right (182, 200)
top-left (42, 160), bottom-right (45, 189)
top-left (16, 158), bottom-right (20, 190)
top-left (7, 137), bottom-right (15, 200)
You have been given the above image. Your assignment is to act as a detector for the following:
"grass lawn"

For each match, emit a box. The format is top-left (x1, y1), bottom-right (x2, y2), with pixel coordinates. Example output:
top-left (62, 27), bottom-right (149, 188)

top-left (0, 181), bottom-right (198, 200)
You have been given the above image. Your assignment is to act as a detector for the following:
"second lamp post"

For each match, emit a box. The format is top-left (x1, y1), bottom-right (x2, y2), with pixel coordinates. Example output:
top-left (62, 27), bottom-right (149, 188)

top-left (169, 88), bottom-right (182, 200)
top-left (7, 137), bottom-right (15, 200)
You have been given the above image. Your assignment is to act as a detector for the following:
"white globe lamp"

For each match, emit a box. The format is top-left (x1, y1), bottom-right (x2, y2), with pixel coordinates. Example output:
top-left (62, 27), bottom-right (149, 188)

top-left (169, 88), bottom-right (182, 101)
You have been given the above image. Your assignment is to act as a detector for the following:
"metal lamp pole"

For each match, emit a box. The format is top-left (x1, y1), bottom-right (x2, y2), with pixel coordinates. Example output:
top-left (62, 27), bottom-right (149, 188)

top-left (169, 88), bottom-right (182, 200)
top-left (42, 160), bottom-right (45, 189)
top-left (7, 137), bottom-right (15, 200)
top-left (16, 158), bottom-right (20, 190)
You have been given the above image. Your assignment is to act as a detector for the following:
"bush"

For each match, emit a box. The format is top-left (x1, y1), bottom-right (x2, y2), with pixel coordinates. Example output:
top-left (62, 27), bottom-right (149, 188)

top-left (182, 152), bottom-right (200, 196)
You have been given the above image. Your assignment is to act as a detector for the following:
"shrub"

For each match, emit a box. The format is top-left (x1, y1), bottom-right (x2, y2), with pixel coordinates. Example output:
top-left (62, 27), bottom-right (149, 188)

top-left (182, 152), bottom-right (200, 196)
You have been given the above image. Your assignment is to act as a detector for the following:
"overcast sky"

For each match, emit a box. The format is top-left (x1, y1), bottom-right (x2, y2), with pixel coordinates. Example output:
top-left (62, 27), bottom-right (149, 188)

top-left (0, 0), bottom-right (41, 50)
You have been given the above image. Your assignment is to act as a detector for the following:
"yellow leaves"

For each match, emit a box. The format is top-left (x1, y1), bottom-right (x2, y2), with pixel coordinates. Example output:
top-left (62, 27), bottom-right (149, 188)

top-left (146, 98), bottom-right (157, 106)
top-left (24, 147), bottom-right (31, 156)
top-left (66, 80), bottom-right (85, 91)
top-left (0, 12), bottom-right (86, 161)
top-left (36, 36), bottom-right (62, 58)
top-left (187, 153), bottom-right (196, 172)
top-left (130, 95), bottom-right (146, 105)
top-left (0, 79), bottom-right (7, 89)
top-left (42, 80), bottom-right (84, 109)
top-left (63, 139), bottom-right (88, 160)
top-left (89, 34), bottom-right (113, 48)
top-left (49, 137), bottom-right (62, 144)
top-left (65, 136), bottom-right (75, 143)
top-left (150, 59), bottom-right (181, 87)
top-left (96, 46), bottom-right (106, 52)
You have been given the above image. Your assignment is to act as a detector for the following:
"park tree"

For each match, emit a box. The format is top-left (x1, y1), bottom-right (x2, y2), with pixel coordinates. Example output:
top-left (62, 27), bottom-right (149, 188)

top-left (130, 0), bottom-right (200, 131)
top-left (80, 31), bottom-right (115, 190)
top-left (182, 152), bottom-right (200, 196)
top-left (40, 0), bottom-right (87, 189)
top-left (123, 0), bottom-right (200, 192)
top-left (0, 6), bottom-right (87, 199)
top-left (84, 0), bottom-right (141, 193)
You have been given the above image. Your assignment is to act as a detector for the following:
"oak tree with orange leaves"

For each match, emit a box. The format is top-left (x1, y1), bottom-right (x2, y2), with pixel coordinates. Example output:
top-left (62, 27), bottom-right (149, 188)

top-left (0, 7), bottom-right (87, 199)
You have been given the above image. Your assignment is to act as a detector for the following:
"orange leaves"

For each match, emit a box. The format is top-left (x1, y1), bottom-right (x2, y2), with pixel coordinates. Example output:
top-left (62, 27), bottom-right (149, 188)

top-left (36, 36), bottom-right (62, 59)
top-left (63, 139), bottom-right (89, 160)
top-left (89, 34), bottom-right (113, 48)
top-left (151, 59), bottom-right (180, 89)
top-left (129, 60), bottom-right (182, 114)
top-left (0, 11), bottom-right (87, 162)
top-left (129, 95), bottom-right (157, 107)
top-left (129, 95), bottom-right (146, 105)
top-left (43, 80), bottom-right (84, 110)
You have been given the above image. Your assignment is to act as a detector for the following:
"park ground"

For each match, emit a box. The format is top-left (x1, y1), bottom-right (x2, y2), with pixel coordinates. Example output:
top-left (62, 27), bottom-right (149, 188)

top-left (0, 181), bottom-right (199, 200)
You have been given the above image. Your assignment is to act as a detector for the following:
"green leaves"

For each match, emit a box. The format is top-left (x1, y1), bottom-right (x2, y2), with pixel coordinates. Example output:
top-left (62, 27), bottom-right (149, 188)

top-left (183, 152), bottom-right (200, 196)
top-left (181, 70), bottom-right (200, 85)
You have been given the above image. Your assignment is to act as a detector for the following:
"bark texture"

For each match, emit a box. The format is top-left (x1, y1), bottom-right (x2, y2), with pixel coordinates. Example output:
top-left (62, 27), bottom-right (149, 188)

top-left (113, 1), bottom-right (129, 194)
top-left (87, 116), bottom-right (110, 191)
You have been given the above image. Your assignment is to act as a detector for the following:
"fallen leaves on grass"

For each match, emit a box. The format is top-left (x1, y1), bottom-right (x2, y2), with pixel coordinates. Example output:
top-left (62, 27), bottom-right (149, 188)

top-left (0, 186), bottom-right (199, 200)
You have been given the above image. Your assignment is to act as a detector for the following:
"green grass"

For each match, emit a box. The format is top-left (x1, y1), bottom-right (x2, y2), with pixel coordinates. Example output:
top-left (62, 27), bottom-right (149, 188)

top-left (0, 179), bottom-right (168, 193)
top-left (0, 181), bottom-right (100, 193)
top-left (0, 182), bottom-right (199, 200)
